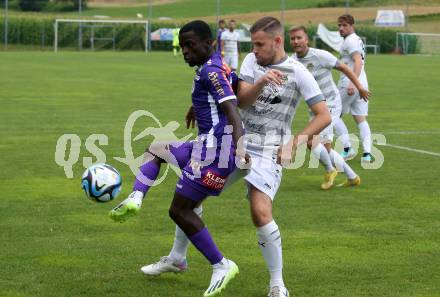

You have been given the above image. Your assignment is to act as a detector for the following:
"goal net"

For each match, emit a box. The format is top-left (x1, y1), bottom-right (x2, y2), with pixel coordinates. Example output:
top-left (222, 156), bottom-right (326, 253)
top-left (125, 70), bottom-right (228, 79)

top-left (396, 32), bottom-right (440, 55)
top-left (54, 19), bottom-right (149, 52)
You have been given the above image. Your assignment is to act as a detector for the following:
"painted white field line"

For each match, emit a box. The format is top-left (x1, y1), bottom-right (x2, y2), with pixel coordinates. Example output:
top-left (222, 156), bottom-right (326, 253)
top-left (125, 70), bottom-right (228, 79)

top-left (378, 131), bottom-right (440, 135)
top-left (378, 143), bottom-right (440, 157)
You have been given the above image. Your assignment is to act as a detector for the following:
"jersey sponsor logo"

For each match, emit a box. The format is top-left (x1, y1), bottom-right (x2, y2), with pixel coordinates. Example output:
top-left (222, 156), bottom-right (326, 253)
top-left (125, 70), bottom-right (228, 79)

top-left (202, 170), bottom-right (226, 190)
top-left (306, 63), bottom-right (314, 72)
top-left (208, 71), bottom-right (231, 97)
top-left (253, 74), bottom-right (287, 114)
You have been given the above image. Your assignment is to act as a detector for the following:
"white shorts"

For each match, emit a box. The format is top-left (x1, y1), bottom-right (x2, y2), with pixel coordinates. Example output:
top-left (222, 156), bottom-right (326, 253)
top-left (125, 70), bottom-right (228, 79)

top-left (340, 88), bottom-right (368, 116)
top-left (225, 148), bottom-right (282, 200)
top-left (224, 53), bottom-right (238, 70)
top-left (310, 104), bottom-right (341, 142)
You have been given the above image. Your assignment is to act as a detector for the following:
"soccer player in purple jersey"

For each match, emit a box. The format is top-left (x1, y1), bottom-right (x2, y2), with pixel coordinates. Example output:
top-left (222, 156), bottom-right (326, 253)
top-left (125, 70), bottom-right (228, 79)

top-left (109, 20), bottom-right (249, 297)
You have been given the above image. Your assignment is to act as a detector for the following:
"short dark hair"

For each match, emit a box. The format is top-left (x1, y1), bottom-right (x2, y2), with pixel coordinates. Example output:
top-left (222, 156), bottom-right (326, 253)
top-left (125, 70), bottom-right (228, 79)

top-left (250, 16), bottom-right (283, 35)
top-left (180, 20), bottom-right (213, 41)
top-left (218, 19), bottom-right (225, 25)
top-left (338, 14), bottom-right (355, 25)
top-left (289, 25), bottom-right (308, 36)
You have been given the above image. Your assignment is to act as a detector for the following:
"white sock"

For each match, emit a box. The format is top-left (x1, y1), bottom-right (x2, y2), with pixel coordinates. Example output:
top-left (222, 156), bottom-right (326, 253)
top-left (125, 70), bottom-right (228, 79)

top-left (168, 206), bottom-right (203, 262)
top-left (330, 149), bottom-right (357, 179)
top-left (257, 220), bottom-right (284, 288)
top-left (334, 117), bottom-right (351, 148)
top-left (358, 121), bottom-right (371, 154)
top-left (312, 143), bottom-right (335, 172)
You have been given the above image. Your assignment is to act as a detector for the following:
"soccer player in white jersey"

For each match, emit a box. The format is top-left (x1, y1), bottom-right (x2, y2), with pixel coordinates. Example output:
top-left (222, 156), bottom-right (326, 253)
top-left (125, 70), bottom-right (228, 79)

top-left (221, 19), bottom-right (240, 71)
top-left (235, 17), bottom-right (331, 296)
top-left (333, 14), bottom-right (373, 163)
top-left (139, 17), bottom-right (331, 297)
top-left (289, 26), bottom-right (370, 188)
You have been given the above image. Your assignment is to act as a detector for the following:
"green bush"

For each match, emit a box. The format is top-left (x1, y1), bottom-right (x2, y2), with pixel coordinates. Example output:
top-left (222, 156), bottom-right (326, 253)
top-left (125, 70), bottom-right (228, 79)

top-left (18, 0), bottom-right (49, 11)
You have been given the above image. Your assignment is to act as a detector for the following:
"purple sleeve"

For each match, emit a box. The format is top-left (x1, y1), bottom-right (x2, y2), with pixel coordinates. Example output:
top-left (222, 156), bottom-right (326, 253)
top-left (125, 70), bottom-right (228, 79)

top-left (205, 67), bottom-right (237, 104)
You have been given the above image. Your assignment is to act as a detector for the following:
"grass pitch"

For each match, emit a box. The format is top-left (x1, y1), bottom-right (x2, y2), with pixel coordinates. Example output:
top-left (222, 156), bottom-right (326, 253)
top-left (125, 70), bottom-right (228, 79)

top-left (1, 51), bottom-right (440, 297)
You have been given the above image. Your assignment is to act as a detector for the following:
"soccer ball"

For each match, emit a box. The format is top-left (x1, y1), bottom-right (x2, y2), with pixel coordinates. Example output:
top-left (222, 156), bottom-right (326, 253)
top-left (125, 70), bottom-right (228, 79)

top-left (81, 164), bottom-right (122, 202)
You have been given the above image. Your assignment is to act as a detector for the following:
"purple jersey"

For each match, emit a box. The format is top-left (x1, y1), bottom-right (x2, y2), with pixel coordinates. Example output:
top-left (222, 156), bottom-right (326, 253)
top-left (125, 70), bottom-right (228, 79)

top-left (216, 28), bottom-right (225, 52)
top-left (192, 52), bottom-right (237, 148)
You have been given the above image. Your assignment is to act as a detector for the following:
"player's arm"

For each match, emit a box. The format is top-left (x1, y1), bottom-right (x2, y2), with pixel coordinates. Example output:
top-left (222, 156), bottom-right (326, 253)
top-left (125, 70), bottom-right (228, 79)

top-left (336, 62), bottom-right (370, 101)
top-left (278, 100), bottom-right (331, 165)
top-left (347, 52), bottom-right (363, 96)
top-left (237, 69), bottom-right (284, 108)
top-left (221, 40), bottom-right (225, 56)
top-left (277, 66), bottom-right (331, 165)
top-left (185, 105), bottom-right (196, 129)
top-left (219, 100), bottom-right (245, 149)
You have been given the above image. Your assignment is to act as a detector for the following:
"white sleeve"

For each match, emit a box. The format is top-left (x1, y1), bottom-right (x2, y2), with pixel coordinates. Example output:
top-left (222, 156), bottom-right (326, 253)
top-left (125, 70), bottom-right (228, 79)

top-left (295, 64), bottom-right (325, 107)
top-left (316, 49), bottom-right (338, 69)
top-left (347, 36), bottom-right (362, 55)
top-left (238, 53), bottom-right (255, 84)
top-left (220, 32), bottom-right (227, 41)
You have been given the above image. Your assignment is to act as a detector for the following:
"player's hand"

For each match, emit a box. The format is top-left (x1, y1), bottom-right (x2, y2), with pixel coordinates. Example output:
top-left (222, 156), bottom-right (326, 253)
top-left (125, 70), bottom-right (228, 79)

top-left (185, 105), bottom-right (196, 129)
top-left (359, 88), bottom-right (370, 102)
top-left (258, 69), bottom-right (284, 87)
top-left (277, 138), bottom-right (297, 166)
top-left (347, 84), bottom-right (355, 96)
top-left (235, 149), bottom-right (251, 169)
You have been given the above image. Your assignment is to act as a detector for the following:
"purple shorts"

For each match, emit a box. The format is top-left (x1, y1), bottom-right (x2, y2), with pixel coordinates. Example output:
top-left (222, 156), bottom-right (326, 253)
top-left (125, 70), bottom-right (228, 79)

top-left (166, 141), bottom-right (236, 202)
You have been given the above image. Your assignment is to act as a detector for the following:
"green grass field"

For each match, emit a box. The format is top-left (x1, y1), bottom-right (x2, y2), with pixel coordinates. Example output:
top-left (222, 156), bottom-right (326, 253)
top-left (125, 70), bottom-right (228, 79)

top-left (1, 51), bottom-right (440, 297)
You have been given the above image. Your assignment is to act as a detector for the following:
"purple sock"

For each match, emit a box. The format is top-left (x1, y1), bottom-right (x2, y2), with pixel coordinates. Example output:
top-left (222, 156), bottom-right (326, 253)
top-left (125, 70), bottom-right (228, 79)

top-left (132, 160), bottom-right (160, 195)
top-left (189, 227), bottom-right (223, 265)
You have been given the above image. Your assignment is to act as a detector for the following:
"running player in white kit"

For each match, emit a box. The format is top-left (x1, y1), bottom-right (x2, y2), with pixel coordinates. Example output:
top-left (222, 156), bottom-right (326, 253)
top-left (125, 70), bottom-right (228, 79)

top-left (333, 14), bottom-right (373, 163)
top-left (221, 19), bottom-right (240, 71)
top-left (289, 25), bottom-right (370, 188)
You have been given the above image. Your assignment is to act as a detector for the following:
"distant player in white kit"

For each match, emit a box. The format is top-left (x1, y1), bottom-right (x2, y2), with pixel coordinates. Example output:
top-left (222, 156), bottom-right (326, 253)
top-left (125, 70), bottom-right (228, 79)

top-left (333, 14), bottom-right (373, 163)
top-left (221, 19), bottom-right (240, 71)
top-left (289, 25), bottom-right (370, 188)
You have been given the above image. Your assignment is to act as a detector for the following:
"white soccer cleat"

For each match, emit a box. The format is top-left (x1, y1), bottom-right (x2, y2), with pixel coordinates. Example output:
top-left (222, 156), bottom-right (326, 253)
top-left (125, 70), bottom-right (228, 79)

top-left (109, 191), bottom-right (143, 222)
top-left (268, 285), bottom-right (289, 297)
top-left (140, 256), bottom-right (187, 276)
top-left (204, 258), bottom-right (239, 296)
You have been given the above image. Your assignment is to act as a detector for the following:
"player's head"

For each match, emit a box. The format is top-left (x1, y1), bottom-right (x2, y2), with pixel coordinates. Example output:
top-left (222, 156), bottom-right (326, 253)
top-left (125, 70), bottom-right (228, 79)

top-left (338, 14), bottom-right (355, 37)
top-left (179, 20), bottom-right (213, 67)
top-left (218, 19), bottom-right (226, 29)
top-left (289, 26), bottom-right (309, 56)
top-left (250, 16), bottom-right (284, 66)
top-left (228, 19), bottom-right (236, 31)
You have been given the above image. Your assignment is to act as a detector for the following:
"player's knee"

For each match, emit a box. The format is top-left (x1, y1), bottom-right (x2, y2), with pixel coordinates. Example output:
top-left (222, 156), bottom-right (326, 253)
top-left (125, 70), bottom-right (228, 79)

top-left (251, 206), bottom-right (272, 227)
top-left (168, 205), bottom-right (182, 223)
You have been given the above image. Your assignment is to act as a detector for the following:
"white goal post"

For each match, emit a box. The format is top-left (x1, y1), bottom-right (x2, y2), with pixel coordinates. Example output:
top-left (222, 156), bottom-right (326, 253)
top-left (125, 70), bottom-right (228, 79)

top-left (396, 32), bottom-right (440, 55)
top-left (54, 19), bottom-right (149, 52)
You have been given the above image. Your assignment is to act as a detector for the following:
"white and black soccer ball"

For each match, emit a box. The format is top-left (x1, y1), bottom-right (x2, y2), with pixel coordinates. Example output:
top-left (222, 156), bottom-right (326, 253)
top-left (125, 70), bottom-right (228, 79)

top-left (81, 164), bottom-right (122, 202)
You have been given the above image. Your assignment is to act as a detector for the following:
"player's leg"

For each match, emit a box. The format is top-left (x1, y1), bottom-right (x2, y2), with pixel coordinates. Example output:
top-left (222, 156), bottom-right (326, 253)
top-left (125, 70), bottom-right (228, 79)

top-left (110, 141), bottom-right (192, 222)
top-left (245, 155), bottom-right (288, 296)
top-left (308, 119), bottom-right (338, 190)
top-left (230, 54), bottom-right (238, 72)
top-left (335, 88), bottom-right (355, 160)
top-left (169, 190), bottom-right (238, 297)
top-left (140, 201), bottom-right (202, 276)
top-left (351, 96), bottom-right (372, 163)
top-left (328, 145), bottom-right (360, 187)
top-left (141, 163), bottom-right (248, 275)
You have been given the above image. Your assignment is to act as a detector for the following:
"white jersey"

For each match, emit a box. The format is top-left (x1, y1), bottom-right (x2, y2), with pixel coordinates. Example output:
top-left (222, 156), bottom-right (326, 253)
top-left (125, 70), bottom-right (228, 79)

top-left (239, 53), bottom-right (324, 153)
top-left (221, 30), bottom-right (239, 55)
top-left (338, 32), bottom-right (368, 89)
top-left (293, 48), bottom-right (341, 111)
